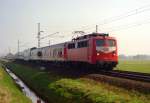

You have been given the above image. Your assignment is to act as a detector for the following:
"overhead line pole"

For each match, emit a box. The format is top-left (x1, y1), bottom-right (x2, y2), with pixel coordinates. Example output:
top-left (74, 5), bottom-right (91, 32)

top-left (38, 23), bottom-right (41, 48)
top-left (96, 25), bottom-right (98, 33)
top-left (37, 23), bottom-right (60, 47)
top-left (49, 40), bottom-right (50, 46)
top-left (18, 40), bottom-right (20, 56)
top-left (8, 47), bottom-right (11, 54)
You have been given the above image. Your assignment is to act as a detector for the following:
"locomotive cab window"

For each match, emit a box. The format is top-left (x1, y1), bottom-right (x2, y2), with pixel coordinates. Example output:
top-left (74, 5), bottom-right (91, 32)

top-left (68, 43), bottom-right (75, 49)
top-left (107, 40), bottom-right (115, 47)
top-left (96, 39), bottom-right (105, 46)
top-left (77, 41), bottom-right (88, 48)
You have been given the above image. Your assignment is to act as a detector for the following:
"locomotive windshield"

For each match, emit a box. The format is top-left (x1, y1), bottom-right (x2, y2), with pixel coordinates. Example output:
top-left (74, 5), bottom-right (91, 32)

top-left (107, 40), bottom-right (115, 47)
top-left (96, 39), bottom-right (115, 47)
top-left (96, 40), bottom-right (105, 46)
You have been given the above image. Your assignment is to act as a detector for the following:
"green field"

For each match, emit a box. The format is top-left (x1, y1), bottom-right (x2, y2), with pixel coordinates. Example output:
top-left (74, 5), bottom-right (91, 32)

top-left (115, 60), bottom-right (150, 73)
top-left (2, 61), bottom-right (150, 103)
top-left (0, 64), bottom-right (31, 103)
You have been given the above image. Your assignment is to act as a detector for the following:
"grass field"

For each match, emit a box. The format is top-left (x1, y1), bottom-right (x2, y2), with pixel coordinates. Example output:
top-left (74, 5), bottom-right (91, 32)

top-left (3, 61), bottom-right (150, 103)
top-left (115, 60), bottom-right (150, 73)
top-left (0, 64), bottom-right (32, 103)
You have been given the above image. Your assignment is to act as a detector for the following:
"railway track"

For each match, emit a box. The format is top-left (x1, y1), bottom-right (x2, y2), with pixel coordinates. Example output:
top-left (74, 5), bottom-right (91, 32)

top-left (4, 59), bottom-right (150, 83)
top-left (85, 70), bottom-right (150, 93)
top-left (92, 70), bottom-right (150, 83)
top-left (10, 60), bottom-right (150, 83)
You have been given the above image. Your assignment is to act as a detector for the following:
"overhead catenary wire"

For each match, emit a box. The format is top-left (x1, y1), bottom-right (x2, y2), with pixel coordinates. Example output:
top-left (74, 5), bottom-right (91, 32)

top-left (77, 4), bottom-right (150, 32)
top-left (107, 19), bottom-right (150, 32)
top-left (40, 32), bottom-right (59, 40)
top-left (58, 4), bottom-right (150, 38)
top-left (94, 17), bottom-right (150, 33)
top-left (33, 4), bottom-right (150, 48)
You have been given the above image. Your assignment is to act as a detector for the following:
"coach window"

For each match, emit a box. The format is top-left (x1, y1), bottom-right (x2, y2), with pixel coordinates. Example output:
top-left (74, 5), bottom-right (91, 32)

top-left (58, 51), bottom-right (62, 57)
top-left (44, 50), bottom-right (46, 55)
top-left (49, 51), bottom-right (51, 56)
top-left (68, 43), bottom-right (75, 49)
top-left (37, 51), bottom-right (42, 57)
top-left (53, 49), bottom-right (56, 57)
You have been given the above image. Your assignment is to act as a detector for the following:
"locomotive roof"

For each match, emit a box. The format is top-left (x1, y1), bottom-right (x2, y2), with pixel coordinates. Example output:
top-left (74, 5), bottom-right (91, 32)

top-left (72, 33), bottom-right (110, 41)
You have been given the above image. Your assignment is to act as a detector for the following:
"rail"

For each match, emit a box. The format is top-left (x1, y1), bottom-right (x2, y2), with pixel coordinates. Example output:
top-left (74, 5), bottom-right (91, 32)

top-left (99, 70), bottom-right (150, 83)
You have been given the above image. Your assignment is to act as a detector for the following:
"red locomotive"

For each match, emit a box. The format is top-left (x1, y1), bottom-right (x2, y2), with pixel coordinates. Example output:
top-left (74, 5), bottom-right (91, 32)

top-left (66, 33), bottom-right (118, 70)
top-left (16, 33), bottom-right (118, 70)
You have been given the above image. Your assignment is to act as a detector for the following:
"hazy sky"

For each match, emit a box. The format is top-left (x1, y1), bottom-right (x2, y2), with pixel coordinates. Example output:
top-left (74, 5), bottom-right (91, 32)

top-left (0, 0), bottom-right (150, 56)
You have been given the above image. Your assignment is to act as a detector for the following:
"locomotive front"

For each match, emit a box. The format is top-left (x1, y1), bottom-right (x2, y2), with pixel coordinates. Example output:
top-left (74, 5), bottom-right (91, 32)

top-left (93, 34), bottom-right (118, 70)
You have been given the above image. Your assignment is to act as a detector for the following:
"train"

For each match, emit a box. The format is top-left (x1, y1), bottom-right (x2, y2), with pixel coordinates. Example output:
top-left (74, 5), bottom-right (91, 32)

top-left (15, 33), bottom-right (118, 70)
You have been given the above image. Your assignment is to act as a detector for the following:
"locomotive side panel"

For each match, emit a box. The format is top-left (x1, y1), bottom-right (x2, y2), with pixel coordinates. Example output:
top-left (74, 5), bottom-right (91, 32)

top-left (67, 40), bottom-right (90, 63)
top-left (88, 38), bottom-right (95, 64)
top-left (67, 47), bottom-right (89, 62)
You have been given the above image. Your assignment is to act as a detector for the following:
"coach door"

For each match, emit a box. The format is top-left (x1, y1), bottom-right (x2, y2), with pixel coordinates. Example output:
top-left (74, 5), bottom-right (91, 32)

top-left (88, 39), bottom-right (93, 63)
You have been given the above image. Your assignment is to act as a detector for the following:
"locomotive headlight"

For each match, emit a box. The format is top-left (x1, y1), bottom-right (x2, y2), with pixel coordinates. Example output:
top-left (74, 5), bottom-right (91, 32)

top-left (112, 51), bottom-right (116, 56)
top-left (97, 52), bottom-right (100, 56)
